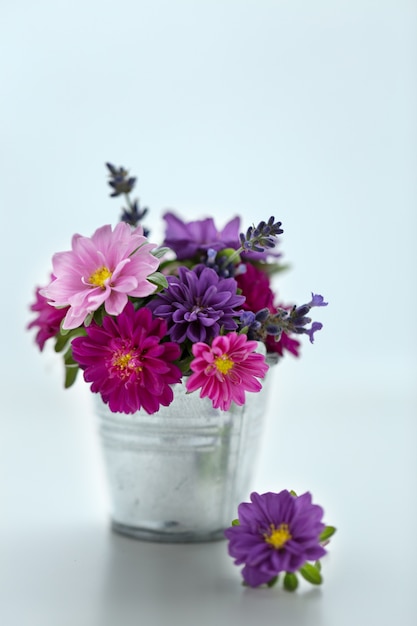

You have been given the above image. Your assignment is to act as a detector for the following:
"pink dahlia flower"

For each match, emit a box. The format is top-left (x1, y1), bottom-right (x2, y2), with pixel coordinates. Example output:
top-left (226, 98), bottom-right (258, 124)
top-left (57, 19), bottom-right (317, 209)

top-left (28, 282), bottom-right (69, 350)
top-left (41, 223), bottom-right (159, 329)
top-left (71, 303), bottom-right (182, 414)
top-left (185, 333), bottom-right (269, 411)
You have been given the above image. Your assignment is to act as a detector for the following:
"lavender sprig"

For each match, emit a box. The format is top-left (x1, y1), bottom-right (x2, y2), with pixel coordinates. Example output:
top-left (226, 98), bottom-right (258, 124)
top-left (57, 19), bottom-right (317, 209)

top-left (106, 162), bottom-right (149, 234)
top-left (106, 162), bottom-right (137, 197)
top-left (239, 216), bottom-right (284, 253)
top-left (241, 294), bottom-right (327, 344)
top-left (120, 200), bottom-right (149, 228)
top-left (222, 216), bottom-right (283, 268)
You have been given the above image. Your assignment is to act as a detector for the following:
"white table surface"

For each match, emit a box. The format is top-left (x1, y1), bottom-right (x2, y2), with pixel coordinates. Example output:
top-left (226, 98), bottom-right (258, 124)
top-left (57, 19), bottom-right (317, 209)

top-left (1, 360), bottom-right (416, 626)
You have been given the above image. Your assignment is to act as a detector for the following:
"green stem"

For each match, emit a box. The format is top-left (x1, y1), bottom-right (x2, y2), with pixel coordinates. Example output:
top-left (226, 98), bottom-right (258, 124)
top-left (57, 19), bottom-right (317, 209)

top-left (124, 192), bottom-right (133, 210)
top-left (221, 246), bottom-right (244, 268)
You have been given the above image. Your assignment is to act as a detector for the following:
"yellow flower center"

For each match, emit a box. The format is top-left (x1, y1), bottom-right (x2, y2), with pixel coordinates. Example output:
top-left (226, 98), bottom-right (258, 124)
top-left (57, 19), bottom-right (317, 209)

top-left (214, 354), bottom-right (234, 375)
top-left (264, 523), bottom-right (292, 549)
top-left (89, 266), bottom-right (112, 288)
top-left (113, 353), bottom-right (134, 369)
top-left (112, 352), bottom-right (142, 378)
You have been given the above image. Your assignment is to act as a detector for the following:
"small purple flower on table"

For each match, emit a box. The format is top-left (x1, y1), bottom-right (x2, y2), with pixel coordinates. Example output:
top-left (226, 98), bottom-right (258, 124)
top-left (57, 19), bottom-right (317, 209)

top-left (225, 490), bottom-right (326, 588)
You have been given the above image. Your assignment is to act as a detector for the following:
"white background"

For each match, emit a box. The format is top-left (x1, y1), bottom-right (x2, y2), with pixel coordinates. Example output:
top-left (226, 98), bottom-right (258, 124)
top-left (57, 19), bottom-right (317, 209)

top-left (1, 1), bottom-right (416, 625)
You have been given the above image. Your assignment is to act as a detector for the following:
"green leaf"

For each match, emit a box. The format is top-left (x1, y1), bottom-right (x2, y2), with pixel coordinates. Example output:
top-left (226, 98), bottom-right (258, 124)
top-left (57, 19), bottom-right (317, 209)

top-left (59, 318), bottom-right (71, 336)
top-left (158, 258), bottom-right (191, 274)
top-left (319, 526), bottom-right (337, 542)
top-left (93, 306), bottom-right (106, 326)
top-left (64, 363), bottom-right (79, 388)
top-left (54, 331), bottom-right (71, 353)
top-left (267, 575), bottom-right (279, 588)
top-left (64, 349), bottom-right (76, 366)
top-left (231, 519), bottom-right (240, 526)
top-left (299, 562), bottom-right (323, 585)
top-left (152, 246), bottom-right (171, 259)
top-left (283, 572), bottom-right (298, 592)
top-left (289, 490), bottom-right (298, 497)
top-left (314, 560), bottom-right (322, 572)
top-left (63, 348), bottom-right (80, 389)
top-left (259, 261), bottom-right (291, 276)
top-left (84, 312), bottom-right (94, 327)
top-left (174, 353), bottom-right (194, 376)
top-left (148, 271), bottom-right (168, 290)
top-left (54, 327), bottom-right (87, 353)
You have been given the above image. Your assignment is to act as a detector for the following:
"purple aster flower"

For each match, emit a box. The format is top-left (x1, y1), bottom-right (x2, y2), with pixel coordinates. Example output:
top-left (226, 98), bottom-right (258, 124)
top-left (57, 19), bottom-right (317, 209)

top-left (71, 303), bottom-right (182, 414)
top-left (225, 490), bottom-right (326, 588)
top-left (162, 212), bottom-right (241, 260)
top-left (147, 264), bottom-right (245, 343)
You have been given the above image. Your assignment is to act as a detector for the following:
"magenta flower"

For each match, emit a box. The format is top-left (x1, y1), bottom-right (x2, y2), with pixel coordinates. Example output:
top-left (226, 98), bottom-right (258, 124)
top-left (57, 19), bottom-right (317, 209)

top-left (162, 212), bottom-right (241, 260)
top-left (28, 281), bottom-right (68, 350)
top-left (185, 333), bottom-right (269, 410)
top-left (71, 303), bottom-right (182, 414)
top-left (236, 262), bottom-right (275, 312)
top-left (41, 222), bottom-right (159, 330)
top-left (225, 490), bottom-right (326, 587)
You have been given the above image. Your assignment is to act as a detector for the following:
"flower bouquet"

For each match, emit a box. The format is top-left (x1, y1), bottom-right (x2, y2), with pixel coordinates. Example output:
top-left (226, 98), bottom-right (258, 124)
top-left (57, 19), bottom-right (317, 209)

top-left (29, 163), bottom-right (327, 415)
top-left (28, 163), bottom-right (331, 553)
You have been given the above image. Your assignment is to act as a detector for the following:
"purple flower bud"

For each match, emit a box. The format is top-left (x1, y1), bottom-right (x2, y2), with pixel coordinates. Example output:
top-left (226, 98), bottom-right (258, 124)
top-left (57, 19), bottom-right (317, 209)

top-left (240, 311), bottom-right (256, 327)
top-left (265, 324), bottom-right (282, 337)
top-left (309, 293), bottom-right (328, 308)
top-left (304, 321), bottom-right (323, 343)
top-left (255, 308), bottom-right (270, 323)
